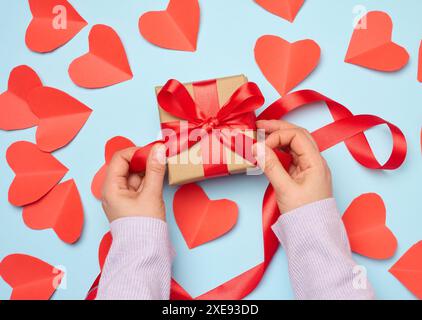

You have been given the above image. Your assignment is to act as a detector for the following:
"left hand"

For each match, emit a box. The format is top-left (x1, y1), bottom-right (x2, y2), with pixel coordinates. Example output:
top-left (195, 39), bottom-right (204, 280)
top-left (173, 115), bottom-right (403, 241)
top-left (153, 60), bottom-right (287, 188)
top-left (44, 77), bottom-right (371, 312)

top-left (102, 144), bottom-right (167, 222)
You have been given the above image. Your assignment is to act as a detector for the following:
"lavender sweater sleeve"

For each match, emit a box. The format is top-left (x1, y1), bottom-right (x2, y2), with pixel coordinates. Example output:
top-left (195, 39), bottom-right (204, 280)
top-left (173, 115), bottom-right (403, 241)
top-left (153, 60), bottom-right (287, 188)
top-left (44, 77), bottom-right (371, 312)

top-left (272, 198), bottom-right (375, 300)
top-left (97, 199), bottom-right (375, 300)
top-left (96, 217), bottom-right (174, 300)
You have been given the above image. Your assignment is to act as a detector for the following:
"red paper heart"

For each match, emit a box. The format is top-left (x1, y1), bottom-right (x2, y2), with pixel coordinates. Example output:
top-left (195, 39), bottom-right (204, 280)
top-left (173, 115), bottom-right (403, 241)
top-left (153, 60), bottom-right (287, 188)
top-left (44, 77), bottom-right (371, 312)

top-left (91, 136), bottom-right (136, 200)
top-left (7, 141), bottom-right (68, 206)
top-left (255, 0), bottom-right (304, 23)
top-left (91, 166), bottom-right (107, 201)
top-left (22, 179), bottom-right (84, 244)
top-left (0, 65), bottom-right (42, 131)
top-left (0, 254), bottom-right (64, 300)
top-left (26, 0), bottom-right (87, 53)
top-left (173, 184), bottom-right (238, 249)
top-left (345, 11), bottom-right (409, 72)
top-left (27, 86), bottom-right (92, 152)
top-left (418, 41), bottom-right (422, 82)
top-left (139, 0), bottom-right (200, 52)
top-left (389, 241), bottom-right (422, 299)
top-left (68, 24), bottom-right (133, 88)
top-left (342, 193), bottom-right (397, 259)
top-left (255, 35), bottom-right (320, 96)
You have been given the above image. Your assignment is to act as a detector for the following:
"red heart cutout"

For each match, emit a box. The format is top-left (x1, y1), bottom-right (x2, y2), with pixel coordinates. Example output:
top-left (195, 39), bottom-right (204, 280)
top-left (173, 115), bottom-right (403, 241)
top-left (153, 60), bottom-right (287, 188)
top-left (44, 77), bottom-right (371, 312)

top-left (27, 86), bottom-right (92, 152)
top-left (342, 193), bottom-right (397, 260)
top-left (0, 254), bottom-right (64, 300)
top-left (173, 184), bottom-right (238, 249)
top-left (139, 0), bottom-right (200, 52)
top-left (0, 65), bottom-right (42, 131)
top-left (255, 0), bottom-right (304, 23)
top-left (22, 179), bottom-right (84, 244)
top-left (389, 241), bottom-right (422, 299)
top-left (345, 11), bottom-right (409, 72)
top-left (91, 136), bottom-right (136, 200)
top-left (7, 141), bottom-right (68, 206)
top-left (418, 41), bottom-right (422, 82)
top-left (26, 0), bottom-right (87, 53)
top-left (255, 35), bottom-right (320, 96)
top-left (69, 24), bottom-right (133, 89)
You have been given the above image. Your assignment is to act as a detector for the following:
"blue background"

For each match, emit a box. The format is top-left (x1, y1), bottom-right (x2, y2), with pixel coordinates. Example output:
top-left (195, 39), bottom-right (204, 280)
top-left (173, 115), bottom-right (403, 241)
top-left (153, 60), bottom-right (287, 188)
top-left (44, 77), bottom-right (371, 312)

top-left (0, 0), bottom-right (421, 300)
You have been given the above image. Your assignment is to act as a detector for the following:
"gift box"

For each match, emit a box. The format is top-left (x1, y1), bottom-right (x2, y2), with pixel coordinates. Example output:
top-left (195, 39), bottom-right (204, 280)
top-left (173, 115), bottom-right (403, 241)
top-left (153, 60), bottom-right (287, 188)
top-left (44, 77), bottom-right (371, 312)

top-left (155, 75), bottom-right (263, 185)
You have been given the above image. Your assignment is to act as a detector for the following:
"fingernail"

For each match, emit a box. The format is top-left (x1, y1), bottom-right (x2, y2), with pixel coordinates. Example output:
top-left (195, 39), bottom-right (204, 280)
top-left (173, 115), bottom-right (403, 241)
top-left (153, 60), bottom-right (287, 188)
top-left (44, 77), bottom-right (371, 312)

top-left (253, 143), bottom-right (265, 168)
top-left (153, 144), bottom-right (167, 165)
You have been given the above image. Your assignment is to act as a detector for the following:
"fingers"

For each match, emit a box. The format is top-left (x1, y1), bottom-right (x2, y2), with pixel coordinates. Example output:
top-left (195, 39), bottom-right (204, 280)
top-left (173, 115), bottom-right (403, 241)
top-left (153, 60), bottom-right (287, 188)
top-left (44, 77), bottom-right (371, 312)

top-left (104, 147), bottom-right (139, 193)
top-left (253, 143), bottom-right (292, 192)
top-left (265, 128), bottom-right (320, 161)
top-left (142, 144), bottom-right (167, 198)
top-left (257, 120), bottom-right (319, 150)
top-left (128, 173), bottom-right (142, 191)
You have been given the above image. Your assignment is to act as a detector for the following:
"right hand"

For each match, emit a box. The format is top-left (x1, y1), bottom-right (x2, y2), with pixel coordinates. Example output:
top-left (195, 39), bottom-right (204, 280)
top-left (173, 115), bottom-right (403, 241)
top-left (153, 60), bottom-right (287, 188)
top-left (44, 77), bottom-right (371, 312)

top-left (253, 120), bottom-right (333, 214)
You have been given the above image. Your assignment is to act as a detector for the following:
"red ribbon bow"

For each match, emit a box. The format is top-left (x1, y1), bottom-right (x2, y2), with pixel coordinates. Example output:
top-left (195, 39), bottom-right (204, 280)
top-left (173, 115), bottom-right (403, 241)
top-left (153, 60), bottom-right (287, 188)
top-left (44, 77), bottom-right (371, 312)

top-left (160, 79), bottom-right (263, 176)
top-left (131, 79), bottom-right (292, 177)
top-left (158, 79), bottom-right (263, 134)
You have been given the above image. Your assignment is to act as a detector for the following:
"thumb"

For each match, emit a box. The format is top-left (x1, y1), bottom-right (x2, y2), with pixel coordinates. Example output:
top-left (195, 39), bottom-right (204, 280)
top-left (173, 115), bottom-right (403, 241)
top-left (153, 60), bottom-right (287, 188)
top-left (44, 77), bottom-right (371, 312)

top-left (253, 143), bottom-right (292, 192)
top-left (142, 143), bottom-right (167, 196)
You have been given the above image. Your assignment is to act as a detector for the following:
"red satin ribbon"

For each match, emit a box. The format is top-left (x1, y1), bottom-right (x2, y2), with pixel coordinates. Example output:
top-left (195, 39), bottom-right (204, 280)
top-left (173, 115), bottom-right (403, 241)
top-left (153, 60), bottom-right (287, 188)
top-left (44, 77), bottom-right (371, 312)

top-left (88, 88), bottom-right (407, 300)
top-left (258, 90), bottom-right (407, 169)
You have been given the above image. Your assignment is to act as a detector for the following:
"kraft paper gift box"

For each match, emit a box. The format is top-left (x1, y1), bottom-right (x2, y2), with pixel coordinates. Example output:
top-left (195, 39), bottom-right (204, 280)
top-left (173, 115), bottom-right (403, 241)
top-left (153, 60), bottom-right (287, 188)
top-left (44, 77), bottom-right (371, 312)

top-left (156, 75), bottom-right (257, 185)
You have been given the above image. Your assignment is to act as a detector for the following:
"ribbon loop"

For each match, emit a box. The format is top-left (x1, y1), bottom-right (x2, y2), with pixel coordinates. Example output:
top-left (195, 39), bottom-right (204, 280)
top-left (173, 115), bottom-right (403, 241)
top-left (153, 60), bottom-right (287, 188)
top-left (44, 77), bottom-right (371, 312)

top-left (157, 79), bottom-right (200, 122)
top-left (258, 89), bottom-right (407, 170)
top-left (217, 82), bottom-right (265, 121)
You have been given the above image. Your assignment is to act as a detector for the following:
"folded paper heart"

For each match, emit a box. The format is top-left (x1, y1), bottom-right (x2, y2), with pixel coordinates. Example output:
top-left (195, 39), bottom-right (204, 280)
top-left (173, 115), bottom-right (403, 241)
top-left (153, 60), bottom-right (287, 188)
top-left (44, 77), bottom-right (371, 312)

top-left (27, 86), bottom-right (92, 152)
top-left (69, 24), bottom-right (133, 88)
top-left (255, 35), bottom-right (320, 96)
top-left (91, 136), bottom-right (136, 200)
top-left (7, 141), bottom-right (68, 206)
top-left (342, 193), bottom-right (397, 259)
top-left (22, 179), bottom-right (84, 244)
top-left (345, 11), bottom-right (409, 72)
top-left (139, 0), bottom-right (200, 52)
top-left (0, 254), bottom-right (64, 300)
top-left (389, 241), bottom-right (422, 299)
top-left (26, 0), bottom-right (87, 53)
top-left (0, 65), bottom-right (42, 131)
top-left (174, 184), bottom-right (238, 249)
top-left (255, 0), bottom-right (305, 23)
top-left (88, 88), bottom-right (407, 300)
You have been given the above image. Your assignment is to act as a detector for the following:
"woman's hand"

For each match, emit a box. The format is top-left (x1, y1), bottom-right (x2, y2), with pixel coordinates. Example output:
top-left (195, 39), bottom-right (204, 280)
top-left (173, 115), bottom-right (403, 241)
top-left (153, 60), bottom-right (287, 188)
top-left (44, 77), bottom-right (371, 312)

top-left (253, 120), bottom-right (333, 214)
top-left (102, 144), bottom-right (167, 222)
